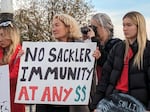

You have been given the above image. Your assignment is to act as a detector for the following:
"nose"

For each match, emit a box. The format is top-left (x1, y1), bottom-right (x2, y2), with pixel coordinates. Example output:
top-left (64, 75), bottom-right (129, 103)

top-left (123, 26), bottom-right (127, 32)
top-left (52, 26), bottom-right (56, 31)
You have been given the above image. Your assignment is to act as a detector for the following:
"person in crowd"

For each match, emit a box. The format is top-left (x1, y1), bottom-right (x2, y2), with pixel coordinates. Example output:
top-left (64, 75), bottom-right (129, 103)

top-left (36, 13), bottom-right (99, 112)
top-left (89, 11), bottom-right (150, 112)
top-left (83, 13), bottom-right (121, 106)
top-left (79, 13), bottom-right (121, 112)
top-left (89, 13), bottom-right (121, 82)
top-left (0, 20), bottom-right (25, 112)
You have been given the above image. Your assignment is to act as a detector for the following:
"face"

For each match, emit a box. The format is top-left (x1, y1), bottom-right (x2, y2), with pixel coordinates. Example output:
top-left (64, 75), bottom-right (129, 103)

top-left (52, 18), bottom-right (69, 42)
top-left (123, 17), bottom-right (137, 40)
top-left (91, 19), bottom-right (105, 39)
top-left (0, 29), bottom-right (12, 48)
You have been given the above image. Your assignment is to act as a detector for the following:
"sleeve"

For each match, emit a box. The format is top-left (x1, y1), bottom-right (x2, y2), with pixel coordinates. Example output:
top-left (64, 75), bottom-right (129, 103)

top-left (96, 46), bottom-right (108, 66)
top-left (9, 45), bottom-right (21, 86)
top-left (10, 57), bottom-right (20, 79)
top-left (9, 54), bottom-right (21, 88)
top-left (91, 36), bottom-right (107, 66)
top-left (89, 44), bottom-right (116, 111)
top-left (91, 36), bottom-right (100, 47)
top-left (96, 38), bottom-right (121, 66)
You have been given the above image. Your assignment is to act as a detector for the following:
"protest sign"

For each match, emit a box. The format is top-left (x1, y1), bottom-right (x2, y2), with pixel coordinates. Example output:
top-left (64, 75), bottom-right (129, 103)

top-left (96, 93), bottom-right (145, 112)
top-left (15, 42), bottom-right (96, 105)
top-left (0, 65), bottom-right (11, 112)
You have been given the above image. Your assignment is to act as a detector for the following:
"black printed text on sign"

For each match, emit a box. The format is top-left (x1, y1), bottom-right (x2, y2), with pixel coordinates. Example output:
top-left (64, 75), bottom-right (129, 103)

top-left (15, 42), bottom-right (96, 105)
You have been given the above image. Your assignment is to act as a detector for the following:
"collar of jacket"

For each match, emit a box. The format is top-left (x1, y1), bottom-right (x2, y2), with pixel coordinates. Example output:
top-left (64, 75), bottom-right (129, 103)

top-left (129, 39), bottom-right (138, 54)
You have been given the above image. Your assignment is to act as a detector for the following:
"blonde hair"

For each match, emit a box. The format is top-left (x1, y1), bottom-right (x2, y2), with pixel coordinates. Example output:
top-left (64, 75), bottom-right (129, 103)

top-left (0, 24), bottom-right (20, 64)
top-left (123, 11), bottom-right (147, 69)
top-left (53, 14), bottom-right (81, 41)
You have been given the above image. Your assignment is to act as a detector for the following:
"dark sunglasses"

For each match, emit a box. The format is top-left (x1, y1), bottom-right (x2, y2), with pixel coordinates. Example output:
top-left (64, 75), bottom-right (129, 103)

top-left (0, 21), bottom-right (13, 27)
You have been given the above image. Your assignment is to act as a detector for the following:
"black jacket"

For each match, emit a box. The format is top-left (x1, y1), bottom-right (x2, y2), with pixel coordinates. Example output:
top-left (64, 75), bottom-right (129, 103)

top-left (91, 37), bottom-right (121, 66)
top-left (89, 40), bottom-right (150, 111)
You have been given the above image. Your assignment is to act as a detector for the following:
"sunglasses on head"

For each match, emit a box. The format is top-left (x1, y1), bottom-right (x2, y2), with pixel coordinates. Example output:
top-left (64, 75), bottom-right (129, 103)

top-left (0, 21), bottom-right (13, 27)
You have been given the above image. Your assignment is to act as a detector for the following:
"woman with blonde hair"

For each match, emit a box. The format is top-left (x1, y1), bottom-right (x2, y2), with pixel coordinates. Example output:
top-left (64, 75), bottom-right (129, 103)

top-left (0, 20), bottom-right (25, 112)
top-left (36, 13), bottom-right (85, 112)
top-left (52, 13), bottom-right (82, 42)
top-left (89, 11), bottom-right (150, 112)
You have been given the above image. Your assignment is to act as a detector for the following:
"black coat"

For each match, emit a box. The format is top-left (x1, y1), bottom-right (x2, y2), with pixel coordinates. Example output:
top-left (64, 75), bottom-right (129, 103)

top-left (91, 37), bottom-right (121, 66)
top-left (89, 40), bottom-right (150, 111)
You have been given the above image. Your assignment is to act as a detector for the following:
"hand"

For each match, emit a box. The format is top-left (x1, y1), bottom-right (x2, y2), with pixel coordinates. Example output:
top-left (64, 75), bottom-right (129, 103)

top-left (92, 109), bottom-right (97, 112)
top-left (87, 27), bottom-right (95, 38)
top-left (93, 47), bottom-right (101, 60)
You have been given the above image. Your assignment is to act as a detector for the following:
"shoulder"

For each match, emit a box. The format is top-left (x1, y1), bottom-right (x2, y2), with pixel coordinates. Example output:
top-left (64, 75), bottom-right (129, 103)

top-left (15, 44), bottom-right (22, 52)
top-left (145, 40), bottom-right (150, 53)
top-left (107, 38), bottom-right (122, 45)
top-left (105, 38), bottom-right (122, 51)
top-left (109, 40), bottom-right (125, 55)
top-left (146, 40), bottom-right (150, 47)
top-left (144, 40), bottom-right (150, 60)
top-left (17, 44), bottom-right (22, 49)
top-left (9, 44), bottom-right (22, 65)
top-left (12, 44), bottom-right (22, 58)
top-left (106, 41), bottom-right (125, 62)
top-left (116, 40), bottom-right (126, 49)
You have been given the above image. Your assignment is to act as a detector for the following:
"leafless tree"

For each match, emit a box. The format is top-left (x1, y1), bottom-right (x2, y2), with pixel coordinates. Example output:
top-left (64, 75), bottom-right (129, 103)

top-left (14, 0), bottom-right (93, 41)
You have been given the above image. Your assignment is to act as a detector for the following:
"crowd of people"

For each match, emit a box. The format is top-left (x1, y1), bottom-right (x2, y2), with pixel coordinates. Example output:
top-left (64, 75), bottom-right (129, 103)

top-left (0, 10), bottom-right (150, 112)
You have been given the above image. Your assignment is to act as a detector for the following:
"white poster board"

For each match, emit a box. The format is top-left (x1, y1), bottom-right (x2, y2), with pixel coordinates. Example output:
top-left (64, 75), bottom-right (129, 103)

top-left (15, 42), bottom-right (96, 105)
top-left (0, 65), bottom-right (11, 112)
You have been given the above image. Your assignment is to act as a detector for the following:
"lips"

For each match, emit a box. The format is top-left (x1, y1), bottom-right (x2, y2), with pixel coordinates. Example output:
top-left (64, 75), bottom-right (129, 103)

top-left (53, 33), bottom-right (58, 35)
top-left (124, 32), bottom-right (129, 36)
top-left (0, 44), bottom-right (6, 47)
top-left (53, 31), bottom-right (59, 35)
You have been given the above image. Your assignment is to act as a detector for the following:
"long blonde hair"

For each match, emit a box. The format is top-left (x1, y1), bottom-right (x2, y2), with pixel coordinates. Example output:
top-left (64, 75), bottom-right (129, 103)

top-left (53, 14), bottom-right (82, 40)
top-left (0, 24), bottom-right (20, 64)
top-left (123, 11), bottom-right (147, 69)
